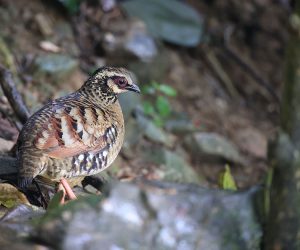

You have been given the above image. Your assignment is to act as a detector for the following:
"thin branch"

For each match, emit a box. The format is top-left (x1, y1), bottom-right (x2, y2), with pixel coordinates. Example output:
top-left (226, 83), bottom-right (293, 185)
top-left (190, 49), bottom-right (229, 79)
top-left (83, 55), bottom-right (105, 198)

top-left (204, 49), bottom-right (241, 100)
top-left (223, 45), bottom-right (280, 103)
top-left (0, 65), bottom-right (30, 124)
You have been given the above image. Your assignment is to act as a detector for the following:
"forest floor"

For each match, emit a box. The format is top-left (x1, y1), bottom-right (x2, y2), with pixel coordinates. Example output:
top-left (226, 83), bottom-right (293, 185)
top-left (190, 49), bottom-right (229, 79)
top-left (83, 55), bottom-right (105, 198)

top-left (0, 0), bottom-right (290, 192)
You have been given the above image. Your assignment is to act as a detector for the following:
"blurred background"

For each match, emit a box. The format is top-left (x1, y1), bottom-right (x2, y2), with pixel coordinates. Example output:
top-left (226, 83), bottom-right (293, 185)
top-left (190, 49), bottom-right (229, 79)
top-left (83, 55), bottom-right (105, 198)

top-left (0, 0), bottom-right (289, 189)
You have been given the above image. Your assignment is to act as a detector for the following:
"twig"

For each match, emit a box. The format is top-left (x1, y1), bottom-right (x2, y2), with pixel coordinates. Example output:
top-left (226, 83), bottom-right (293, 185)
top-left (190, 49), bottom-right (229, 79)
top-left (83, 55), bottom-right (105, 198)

top-left (223, 46), bottom-right (280, 103)
top-left (204, 49), bottom-right (241, 100)
top-left (223, 26), bottom-right (279, 103)
top-left (0, 65), bottom-right (30, 124)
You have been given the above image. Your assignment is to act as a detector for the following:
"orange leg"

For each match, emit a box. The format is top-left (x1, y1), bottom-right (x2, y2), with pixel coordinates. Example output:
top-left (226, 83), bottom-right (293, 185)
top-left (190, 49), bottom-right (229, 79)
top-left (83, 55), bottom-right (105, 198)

top-left (58, 178), bottom-right (77, 204)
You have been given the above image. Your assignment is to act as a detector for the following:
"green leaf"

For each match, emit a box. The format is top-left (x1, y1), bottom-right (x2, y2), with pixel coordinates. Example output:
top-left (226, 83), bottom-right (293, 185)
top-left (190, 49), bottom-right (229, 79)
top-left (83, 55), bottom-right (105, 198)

top-left (219, 165), bottom-right (237, 191)
top-left (151, 81), bottom-right (160, 90)
top-left (155, 96), bottom-right (171, 117)
top-left (121, 0), bottom-right (203, 47)
top-left (142, 85), bottom-right (156, 95)
top-left (59, 0), bottom-right (81, 14)
top-left (158, 84), bottom-right (177, 97)
top-left (47, 190), bottom-right (64, 211)
top-left (153, 115), bottom-right (164, 127)
top-left (143, 101), bottom-right (156, 116)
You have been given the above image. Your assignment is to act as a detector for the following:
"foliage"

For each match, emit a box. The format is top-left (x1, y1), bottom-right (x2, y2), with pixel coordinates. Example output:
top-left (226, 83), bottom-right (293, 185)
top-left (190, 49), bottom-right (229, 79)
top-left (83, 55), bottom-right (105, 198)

top-left (47, 190), bottom-right (64, 211)
top-left (219, 165), bottom-right (237, 191)
top-left (142, 81), bottom-right (177, 127)
top-left (59, 0), bottom-right (81, 14)
top-left (121, 0), bottom-right (203, 47)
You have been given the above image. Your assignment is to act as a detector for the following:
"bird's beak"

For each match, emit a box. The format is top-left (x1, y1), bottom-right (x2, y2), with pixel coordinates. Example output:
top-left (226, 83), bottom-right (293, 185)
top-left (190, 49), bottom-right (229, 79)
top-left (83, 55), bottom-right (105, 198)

top-left (125, 83), bottom-right (141, 93)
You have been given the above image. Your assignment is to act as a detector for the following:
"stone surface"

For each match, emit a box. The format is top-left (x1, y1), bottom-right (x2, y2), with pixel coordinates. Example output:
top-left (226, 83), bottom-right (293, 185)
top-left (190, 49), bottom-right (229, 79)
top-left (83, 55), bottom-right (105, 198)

top-left (143, 146), bottom-right (203, 184)
top-left (136, 114), bottom-right (175, 148)
top-left (35, 181), bottom-right (262, 250)
top-left (0, 138), bottom-right (14, 152)
top-left (0, 205), bottom-right (46, 249)
top-left (33, 54), bottom-right (79, 84)
top-left (165, 118), bottom-right (196, 135)
top-left (119, 91), bottom-right (141, 121)
top-left (122, 117), bottom-right (143, 158)
top-left (184, 132), bottom-right (246, 166)
top-left (235, 128), bottom-right (268, 159)
top-left (124, 21), bottom-right (157, 61)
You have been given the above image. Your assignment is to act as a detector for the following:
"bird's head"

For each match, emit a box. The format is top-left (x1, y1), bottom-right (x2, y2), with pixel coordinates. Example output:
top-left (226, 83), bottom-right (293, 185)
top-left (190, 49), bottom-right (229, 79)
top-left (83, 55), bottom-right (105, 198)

top-left (81, 67), bottom-right (140, 102)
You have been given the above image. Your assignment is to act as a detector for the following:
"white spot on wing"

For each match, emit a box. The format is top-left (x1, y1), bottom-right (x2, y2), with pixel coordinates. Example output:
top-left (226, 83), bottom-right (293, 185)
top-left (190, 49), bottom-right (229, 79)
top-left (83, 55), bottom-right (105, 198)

top-left (111, 127), bottom-right (116, 136)
top-left (88, 153), bottom-right (94, 161)
top-left (61, 116), bottom-right (76, 146)
top-left (78, 154), bottom-right (84, 161)
top-left (103, 150), bottom-right (108, 157)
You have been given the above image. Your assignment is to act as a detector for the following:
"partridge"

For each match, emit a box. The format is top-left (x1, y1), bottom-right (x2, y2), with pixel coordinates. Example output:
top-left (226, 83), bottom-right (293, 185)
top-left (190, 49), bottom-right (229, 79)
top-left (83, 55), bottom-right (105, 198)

top-left (16, 66), bottom-right (140, 199)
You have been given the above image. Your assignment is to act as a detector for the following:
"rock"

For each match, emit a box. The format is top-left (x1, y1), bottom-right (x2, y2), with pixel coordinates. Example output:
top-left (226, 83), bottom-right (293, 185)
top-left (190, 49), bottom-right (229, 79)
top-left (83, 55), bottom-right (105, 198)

top-left (235, 128), bottom-right (268, 159)
top-left (0, 183), bottom-right (30, 208)
top-left (184, 132), bottom-right (246, 166)
top-left (165, 118), bottom-right (196, 135)
top-left (124, 21), bottom-right (158, 62)
top-left (121, 0), bottom-right (204, 47)
top-left (136, 114), bottom-right (175, 148)
top-left (0, 226), bottom-right (39, 250)
top-left (102, 18), bottom-right (157, 62)
top-left (122, 117), bottom-right (143, 158)
top-left (0, 205), bottom-right (45, 249)
top-left (0, 138), bottom-right (14, 152)
top-left (142, 146), bottom-right (203, 184)
top-left (35, 181), bottom-right (262, 250)
top-left (33, 54), bottom-right (79, 84)
top-left (128, 48), bottom-right (170, 84)
top-left (119, 91), bottom-right (141, 121)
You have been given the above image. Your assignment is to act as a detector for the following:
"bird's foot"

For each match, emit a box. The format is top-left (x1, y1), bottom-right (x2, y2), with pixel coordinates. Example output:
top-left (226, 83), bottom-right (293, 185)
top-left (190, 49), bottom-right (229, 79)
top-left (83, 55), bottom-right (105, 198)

top-left (58, 178), bottom-right (77, 204)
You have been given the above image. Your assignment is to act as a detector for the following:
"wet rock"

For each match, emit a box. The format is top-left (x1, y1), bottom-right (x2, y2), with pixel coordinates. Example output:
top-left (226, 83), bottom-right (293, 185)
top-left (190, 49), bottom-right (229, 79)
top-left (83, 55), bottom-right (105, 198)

top-left (136, 114), bottom-right (175, 148)
top-left (33, 54), bottom-right (79, 84)
top-left (35, 181), bottom-right (262, 250)
top-left (184, 132), bottom-right (246, 166)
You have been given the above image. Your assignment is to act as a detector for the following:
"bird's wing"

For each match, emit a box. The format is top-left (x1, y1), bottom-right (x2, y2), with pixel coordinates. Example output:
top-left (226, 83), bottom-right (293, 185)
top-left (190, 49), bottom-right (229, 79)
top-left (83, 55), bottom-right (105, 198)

top-left (34, 105), bottom-right (118, 159)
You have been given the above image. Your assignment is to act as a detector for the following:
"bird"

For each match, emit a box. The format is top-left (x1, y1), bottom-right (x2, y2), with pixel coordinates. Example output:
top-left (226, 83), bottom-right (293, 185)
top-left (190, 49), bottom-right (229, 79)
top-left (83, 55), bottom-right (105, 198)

top-left (16, 66), bottom-right (140, 202)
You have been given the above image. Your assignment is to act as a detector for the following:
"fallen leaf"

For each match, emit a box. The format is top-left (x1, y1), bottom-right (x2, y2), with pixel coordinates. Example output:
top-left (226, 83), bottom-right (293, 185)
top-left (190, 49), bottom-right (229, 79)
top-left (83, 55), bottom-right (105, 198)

top-left (39, 41), bottom-right (61, 53)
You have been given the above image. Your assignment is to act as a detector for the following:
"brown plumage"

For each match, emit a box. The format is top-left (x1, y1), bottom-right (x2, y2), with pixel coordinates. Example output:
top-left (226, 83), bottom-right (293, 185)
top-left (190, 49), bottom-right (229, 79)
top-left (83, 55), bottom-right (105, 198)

top-left (16, 66), bottom-right (140, 191)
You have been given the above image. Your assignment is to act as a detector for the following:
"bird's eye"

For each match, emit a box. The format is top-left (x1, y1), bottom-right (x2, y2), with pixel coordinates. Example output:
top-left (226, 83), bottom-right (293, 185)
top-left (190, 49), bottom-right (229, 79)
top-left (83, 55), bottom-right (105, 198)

top-left (114, 77), bottom-right (128, 88)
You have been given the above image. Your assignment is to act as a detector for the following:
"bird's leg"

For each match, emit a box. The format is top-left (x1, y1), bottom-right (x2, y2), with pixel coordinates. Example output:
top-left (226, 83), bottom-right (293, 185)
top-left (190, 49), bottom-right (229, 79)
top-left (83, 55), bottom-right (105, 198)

top-left (58, 178), bottom-right (77, 204)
